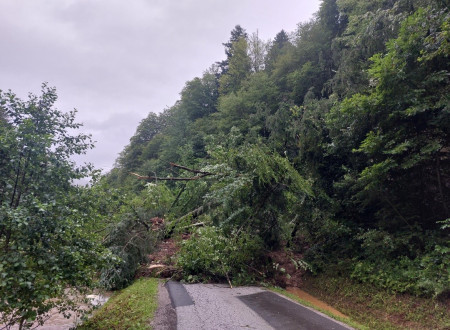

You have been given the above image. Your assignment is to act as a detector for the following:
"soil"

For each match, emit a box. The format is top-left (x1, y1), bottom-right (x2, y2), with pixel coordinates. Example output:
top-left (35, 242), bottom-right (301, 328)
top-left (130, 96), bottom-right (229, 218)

top-left (286, 287), bottom-right (349, 319)
top-left (135, 237), bottom-right (182, 279)
top-left (267, 248), bottom-right (305, 288)
top-left (148, 238), bottom-right (179, 265)
top-left (137, 236), bottom-right (308, 289)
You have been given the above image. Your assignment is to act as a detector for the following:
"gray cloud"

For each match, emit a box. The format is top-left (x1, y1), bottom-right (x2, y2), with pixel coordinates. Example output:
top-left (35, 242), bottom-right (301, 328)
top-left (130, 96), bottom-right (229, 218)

top-left (0, 0), bottom-right (320, 173)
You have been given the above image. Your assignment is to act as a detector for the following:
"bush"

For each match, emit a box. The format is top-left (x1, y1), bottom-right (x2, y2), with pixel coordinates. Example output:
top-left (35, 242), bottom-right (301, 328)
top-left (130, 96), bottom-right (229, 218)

top-left (349, 226), bottom-right (450, 297)
top-left (351, 243), bottom-right (449, 297)
top-left (177, 226), bottom-right (264, 285)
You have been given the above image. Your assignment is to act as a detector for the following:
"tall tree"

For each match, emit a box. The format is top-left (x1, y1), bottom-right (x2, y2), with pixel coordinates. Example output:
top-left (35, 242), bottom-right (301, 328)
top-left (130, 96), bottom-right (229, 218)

top-left (216, 25), bottom-right (248, 76)
top-left (248, 30), bottom-right (268, 72)
top-left (180, 71), bottom-right (219, 121)
top-left (0, 84), bottom-right (109, 328)
top-left (117, 112), bottom-right (166, 172)
top-left (218, 38), bottom-right (251, 95)
top-left (265, 30), bottom-right (292, 73)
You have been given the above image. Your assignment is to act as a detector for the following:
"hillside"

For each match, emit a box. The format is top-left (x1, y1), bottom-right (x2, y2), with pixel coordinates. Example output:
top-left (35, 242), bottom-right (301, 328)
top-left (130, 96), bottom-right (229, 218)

top-left (104, 0), bottom-right (449, 298)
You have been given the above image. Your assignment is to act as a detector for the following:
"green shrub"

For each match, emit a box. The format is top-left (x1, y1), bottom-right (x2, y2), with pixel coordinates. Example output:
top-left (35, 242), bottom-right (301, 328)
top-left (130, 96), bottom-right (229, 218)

top-left (351, 243), bottom-right (449, 297)
top-left (177, 226), bottom-right (264, 285)
top-left (349, 226), bottom-right (450, 297)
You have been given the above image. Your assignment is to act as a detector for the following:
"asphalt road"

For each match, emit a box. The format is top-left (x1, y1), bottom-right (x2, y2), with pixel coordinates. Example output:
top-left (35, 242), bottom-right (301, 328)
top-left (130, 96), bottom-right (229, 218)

top-left (165, 281), bottom-right (352, 330)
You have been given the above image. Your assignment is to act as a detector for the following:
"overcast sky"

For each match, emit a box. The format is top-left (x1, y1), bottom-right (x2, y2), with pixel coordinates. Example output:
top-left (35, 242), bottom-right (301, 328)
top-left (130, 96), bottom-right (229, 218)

top-left (0, 0), bottom-right (320, 174)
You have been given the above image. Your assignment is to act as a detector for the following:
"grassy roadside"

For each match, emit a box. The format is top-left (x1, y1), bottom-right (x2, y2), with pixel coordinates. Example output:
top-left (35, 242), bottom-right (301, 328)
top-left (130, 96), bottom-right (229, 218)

top-left (270, 286), bottom-right (364, 329)
top-left (297, 274), bottom-right (449, 329)
top-left (78, 278), bottom-right (159, 330)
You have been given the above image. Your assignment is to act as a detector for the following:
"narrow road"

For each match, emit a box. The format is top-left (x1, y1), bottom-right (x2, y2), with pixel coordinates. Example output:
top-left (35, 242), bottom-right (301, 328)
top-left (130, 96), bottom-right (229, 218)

top-left (164, 281), bottom-right (352, 330)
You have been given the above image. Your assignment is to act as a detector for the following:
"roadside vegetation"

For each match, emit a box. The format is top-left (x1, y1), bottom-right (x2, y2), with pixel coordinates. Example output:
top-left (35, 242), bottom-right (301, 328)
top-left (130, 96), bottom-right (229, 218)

top-left (270, 286), bottom-right (363, 329)
top-left (1, 0), bottom-right (448, 328)
top-left (300, 275), bottom-right (450, 329)
top-left (77, 278), bottom-right (159, 330)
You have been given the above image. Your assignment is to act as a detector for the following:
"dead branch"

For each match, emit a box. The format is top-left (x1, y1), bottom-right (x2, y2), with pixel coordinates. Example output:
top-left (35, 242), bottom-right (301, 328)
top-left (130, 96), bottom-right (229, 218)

top-left (180, 222), bottom-right (205, 229)
top-left (177, 203), bottom-right (212, 221)
top-left (170, 183), bottom-right (186, 211)
top-left (170, 162), bottom-right (213, 175)
top-left (130, 172), bottom-right (212, 181)
top-left (222, 264), bottom-right (233, 289)
top-left (165, 203), bottom-right (216, 238)
top-left (130, 161), bottom-right (242, 182)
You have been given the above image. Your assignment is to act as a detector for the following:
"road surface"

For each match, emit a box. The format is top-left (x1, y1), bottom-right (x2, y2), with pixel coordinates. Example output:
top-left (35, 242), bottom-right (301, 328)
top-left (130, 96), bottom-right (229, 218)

top-left (162, 281), bottom-right (352, 330)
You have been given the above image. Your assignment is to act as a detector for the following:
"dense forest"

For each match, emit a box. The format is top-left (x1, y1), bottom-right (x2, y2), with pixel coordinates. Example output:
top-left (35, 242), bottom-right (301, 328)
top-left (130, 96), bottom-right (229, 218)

top-left (1, 0), bottom-right (449, 328)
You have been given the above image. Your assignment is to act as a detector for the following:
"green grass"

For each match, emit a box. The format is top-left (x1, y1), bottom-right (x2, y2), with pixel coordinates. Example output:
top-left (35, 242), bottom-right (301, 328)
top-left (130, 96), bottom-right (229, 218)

top-left (300, 274), bottom-right (450, 330)
top-left (78, 278), bottom-right (159, 330)
top-left (269, 287), bottom-right (364, 329)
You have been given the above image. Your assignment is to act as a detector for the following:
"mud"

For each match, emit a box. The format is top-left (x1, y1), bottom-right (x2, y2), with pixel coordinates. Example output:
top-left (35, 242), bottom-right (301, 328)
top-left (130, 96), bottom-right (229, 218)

top-left (287, 287), bottom-right (348, 319)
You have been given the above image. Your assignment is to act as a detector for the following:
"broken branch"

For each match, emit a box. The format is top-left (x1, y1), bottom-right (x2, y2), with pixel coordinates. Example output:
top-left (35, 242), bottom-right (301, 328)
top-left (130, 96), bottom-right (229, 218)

top-left (169, 162), bottom-right (213, 175)
top-left (130, 172), bottom-right (212, 181)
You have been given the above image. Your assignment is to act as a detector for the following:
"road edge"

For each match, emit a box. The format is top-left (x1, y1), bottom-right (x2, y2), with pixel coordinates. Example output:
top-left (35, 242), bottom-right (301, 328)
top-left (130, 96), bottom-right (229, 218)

top-left (150, 280), bottom-right (177, 330)
top-left (269, 287), bottom-right (362, 329)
